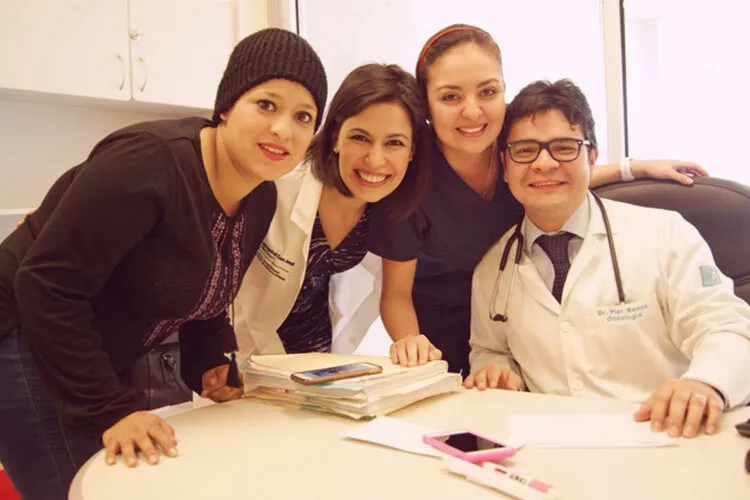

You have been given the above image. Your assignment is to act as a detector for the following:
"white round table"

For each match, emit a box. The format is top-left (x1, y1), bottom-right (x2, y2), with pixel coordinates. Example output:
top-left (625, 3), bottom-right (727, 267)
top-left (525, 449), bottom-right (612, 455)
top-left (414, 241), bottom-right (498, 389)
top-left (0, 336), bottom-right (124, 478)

top-left (70, 389), bottom-right (750, 500)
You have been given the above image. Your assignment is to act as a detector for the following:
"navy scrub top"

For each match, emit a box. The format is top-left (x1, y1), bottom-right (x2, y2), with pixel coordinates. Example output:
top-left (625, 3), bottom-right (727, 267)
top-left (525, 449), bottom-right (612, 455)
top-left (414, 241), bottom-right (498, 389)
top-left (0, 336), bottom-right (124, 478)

top-left (368, 140), bottom-right (524, 374)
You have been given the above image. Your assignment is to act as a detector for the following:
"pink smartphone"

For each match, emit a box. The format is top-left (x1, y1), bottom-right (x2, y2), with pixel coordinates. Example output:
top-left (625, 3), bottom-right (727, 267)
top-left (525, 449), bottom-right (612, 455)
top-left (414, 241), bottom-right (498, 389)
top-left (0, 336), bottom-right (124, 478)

top-left (423, 430), bottom-right (516, 463)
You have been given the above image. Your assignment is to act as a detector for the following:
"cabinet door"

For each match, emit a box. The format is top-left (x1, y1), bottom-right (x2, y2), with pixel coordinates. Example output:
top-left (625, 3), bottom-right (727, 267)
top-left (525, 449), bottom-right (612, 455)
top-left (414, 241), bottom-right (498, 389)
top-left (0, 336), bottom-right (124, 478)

top-left (0, 0), bottom-right (130, 100)
top-left (128, 0), bottom-right (236, 110)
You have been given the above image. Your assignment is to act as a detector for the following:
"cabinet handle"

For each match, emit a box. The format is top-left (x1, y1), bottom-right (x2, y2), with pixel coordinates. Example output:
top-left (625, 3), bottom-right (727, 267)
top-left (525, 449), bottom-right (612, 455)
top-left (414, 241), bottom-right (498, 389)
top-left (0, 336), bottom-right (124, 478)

top-left (137, 57), bottom-right (148, 92)
top-left (129, 30), bottom-right (142, 42)
top-left (115, 54), bottom-right (126, 91)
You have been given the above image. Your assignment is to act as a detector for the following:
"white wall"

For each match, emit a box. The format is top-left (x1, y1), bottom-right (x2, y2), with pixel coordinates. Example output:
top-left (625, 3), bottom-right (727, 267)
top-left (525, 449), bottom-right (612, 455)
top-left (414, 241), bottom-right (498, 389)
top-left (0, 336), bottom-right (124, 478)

top-left (0, 97), bottom-right (196, 208)
top-left (624, 1), bottom-right (750, 185)
top-left (298, 0), bottom-right (612, 162)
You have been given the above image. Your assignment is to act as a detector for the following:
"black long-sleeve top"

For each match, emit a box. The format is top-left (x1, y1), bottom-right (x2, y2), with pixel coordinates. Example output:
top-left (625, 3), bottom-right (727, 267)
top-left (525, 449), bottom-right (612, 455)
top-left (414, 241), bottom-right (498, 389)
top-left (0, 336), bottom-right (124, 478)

top-left (0, 117), bottom-right (275, 438)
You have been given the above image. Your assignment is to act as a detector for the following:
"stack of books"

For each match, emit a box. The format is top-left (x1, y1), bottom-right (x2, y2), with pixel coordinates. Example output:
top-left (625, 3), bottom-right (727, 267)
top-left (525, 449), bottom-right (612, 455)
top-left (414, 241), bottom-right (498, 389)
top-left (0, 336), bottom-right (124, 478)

top-left (240, 353), bottom-right (461, 419)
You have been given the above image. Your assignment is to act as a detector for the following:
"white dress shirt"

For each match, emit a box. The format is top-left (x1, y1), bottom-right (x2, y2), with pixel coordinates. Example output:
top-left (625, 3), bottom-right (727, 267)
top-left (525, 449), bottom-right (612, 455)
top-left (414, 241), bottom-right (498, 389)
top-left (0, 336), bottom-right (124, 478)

top-left (523, 196), bottom-right (589, 292)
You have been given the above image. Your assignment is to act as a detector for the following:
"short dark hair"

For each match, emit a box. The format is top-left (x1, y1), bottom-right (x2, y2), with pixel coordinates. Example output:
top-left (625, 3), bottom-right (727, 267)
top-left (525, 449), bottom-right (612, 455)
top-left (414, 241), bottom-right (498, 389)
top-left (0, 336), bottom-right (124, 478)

top-left (416, 24), bottom-right (503, 103)
top-left (499, 79), bottom-right (598, 153)
top-left (305, 63), bottom-right (430, 220)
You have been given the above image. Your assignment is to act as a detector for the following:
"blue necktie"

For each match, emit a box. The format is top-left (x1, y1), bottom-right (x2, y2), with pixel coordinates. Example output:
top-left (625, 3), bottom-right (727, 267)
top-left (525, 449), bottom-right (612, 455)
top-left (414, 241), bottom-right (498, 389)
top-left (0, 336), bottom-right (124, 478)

top-left (536, 232), bottom-right (572, 302)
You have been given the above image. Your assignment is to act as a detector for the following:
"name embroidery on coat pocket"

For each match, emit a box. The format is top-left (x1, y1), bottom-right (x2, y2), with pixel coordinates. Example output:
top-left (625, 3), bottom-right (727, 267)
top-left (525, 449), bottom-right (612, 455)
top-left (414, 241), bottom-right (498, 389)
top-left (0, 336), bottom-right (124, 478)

top-left (596, 302), bottom-right (648, 323)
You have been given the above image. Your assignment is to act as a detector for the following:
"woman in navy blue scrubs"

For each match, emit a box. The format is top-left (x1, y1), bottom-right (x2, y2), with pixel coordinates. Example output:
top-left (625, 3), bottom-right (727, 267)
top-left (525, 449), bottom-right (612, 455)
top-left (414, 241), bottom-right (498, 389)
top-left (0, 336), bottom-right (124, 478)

top-left (369, 24), bottom-right (706, 375)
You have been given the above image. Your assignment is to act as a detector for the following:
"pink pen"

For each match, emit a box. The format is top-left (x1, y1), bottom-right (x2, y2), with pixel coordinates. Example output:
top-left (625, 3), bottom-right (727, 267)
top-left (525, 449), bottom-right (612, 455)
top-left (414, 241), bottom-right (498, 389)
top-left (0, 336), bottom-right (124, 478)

top-left (482, 462), bottom-right (561, 499)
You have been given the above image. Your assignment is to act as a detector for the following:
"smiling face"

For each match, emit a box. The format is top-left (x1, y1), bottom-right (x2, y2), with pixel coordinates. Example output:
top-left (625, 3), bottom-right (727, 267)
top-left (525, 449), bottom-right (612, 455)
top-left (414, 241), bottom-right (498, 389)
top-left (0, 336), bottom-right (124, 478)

top-left (425, 43), bottom-right (506, 158)
top-left (501, 108), bottom-right (598, 230)
top-left (333, 101), bottom-right (414, 204)
top-left (219, 78), bottom-right (318, 183)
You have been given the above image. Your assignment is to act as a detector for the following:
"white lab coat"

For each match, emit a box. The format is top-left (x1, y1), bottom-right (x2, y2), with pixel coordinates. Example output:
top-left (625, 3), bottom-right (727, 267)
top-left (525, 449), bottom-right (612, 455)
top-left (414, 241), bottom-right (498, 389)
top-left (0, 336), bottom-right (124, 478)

top-left (232, 162), bottom-right (382, 367)
top-left (470, 192), bottom-right (750, 408)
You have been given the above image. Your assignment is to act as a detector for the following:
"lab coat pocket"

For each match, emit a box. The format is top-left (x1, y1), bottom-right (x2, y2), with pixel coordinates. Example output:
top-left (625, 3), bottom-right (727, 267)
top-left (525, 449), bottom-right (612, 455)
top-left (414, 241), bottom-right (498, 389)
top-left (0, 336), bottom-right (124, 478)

top-left (589, 296), bottom-right (665, 381)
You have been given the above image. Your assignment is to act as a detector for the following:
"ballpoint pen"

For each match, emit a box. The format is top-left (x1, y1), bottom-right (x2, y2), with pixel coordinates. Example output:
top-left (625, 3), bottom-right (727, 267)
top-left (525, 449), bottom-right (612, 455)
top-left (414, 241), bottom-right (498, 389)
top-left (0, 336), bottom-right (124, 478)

top-left (482, 461), bottom-right (560, 497)
top-left (444, 458), bottom-right (562, 500)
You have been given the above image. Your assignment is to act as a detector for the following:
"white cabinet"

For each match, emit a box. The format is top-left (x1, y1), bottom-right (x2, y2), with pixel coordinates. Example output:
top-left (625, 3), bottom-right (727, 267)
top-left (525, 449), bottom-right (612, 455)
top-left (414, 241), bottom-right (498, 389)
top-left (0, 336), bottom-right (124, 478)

top-left (128, 0), bottom-right (235, 109)
top-left (0, 0), bottom-right (236, 110)
top-left (0, 0), bottom-right (131, 101)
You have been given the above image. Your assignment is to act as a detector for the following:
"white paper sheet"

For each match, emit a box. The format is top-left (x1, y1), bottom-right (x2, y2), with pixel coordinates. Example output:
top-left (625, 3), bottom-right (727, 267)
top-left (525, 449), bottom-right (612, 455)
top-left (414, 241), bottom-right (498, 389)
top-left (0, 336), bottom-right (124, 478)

top-left (343, 416), bottom-right (447, 457)
top-left (149, 402), bottom-right (195, 419)
top-left (508, 413), bottom-right (678, 448)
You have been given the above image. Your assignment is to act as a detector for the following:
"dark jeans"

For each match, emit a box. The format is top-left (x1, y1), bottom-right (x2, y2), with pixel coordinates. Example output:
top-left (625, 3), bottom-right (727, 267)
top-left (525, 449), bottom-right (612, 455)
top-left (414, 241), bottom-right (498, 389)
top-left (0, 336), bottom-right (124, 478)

top-left (0, 329), bottom-right (102, 500)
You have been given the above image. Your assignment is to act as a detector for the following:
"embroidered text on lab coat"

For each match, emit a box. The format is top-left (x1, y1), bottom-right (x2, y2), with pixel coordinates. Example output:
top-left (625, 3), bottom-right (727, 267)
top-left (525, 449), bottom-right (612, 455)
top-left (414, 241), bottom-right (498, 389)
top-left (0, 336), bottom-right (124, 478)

top-left (256, 241), bottom-right (295, 281)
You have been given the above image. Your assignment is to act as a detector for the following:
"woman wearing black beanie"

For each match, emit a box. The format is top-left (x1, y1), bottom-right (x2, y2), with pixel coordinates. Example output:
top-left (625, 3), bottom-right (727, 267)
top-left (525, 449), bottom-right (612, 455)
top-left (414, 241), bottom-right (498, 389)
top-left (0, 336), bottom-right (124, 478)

top-left (0, 28), bottom-right (327, 500)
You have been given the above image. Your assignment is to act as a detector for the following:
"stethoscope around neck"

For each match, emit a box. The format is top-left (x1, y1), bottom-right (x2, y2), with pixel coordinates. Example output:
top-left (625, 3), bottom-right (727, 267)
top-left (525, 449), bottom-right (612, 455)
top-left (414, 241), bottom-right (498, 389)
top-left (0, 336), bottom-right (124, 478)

top-left (489, 192), bottom-right (627, 322)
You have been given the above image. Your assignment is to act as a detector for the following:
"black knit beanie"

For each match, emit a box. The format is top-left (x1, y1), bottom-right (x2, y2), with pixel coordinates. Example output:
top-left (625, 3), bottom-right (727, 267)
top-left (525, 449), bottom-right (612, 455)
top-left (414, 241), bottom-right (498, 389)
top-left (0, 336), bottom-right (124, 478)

top-left (212, 28), bottom-right (328, 130)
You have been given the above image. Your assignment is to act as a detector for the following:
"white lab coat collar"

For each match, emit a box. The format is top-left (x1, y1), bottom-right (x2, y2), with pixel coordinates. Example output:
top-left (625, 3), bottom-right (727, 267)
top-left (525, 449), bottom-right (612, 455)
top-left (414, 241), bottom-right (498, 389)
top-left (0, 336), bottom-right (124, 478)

top-left (588, 191), bottom-right (615, 236)
top-left (510, 192), bottom-right (614, 312)
top-left (233, 162), bottom-right (381, 364)
top-left (522, 195), bottom-right (591, 254)
top-left (562, 192), bottom-right (616, 303)
top-left (289, 161), bottom-right (323, 233)
top-left (521, 191), bottom-right (617, 242)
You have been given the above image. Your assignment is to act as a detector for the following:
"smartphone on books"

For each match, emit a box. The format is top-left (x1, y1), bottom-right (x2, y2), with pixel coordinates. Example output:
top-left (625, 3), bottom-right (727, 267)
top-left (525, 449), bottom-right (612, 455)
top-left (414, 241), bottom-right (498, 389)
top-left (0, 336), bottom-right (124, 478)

top-left (423, 430), bottom-right (516, 463)
top-left (290, 362), bottom-right (383, 385)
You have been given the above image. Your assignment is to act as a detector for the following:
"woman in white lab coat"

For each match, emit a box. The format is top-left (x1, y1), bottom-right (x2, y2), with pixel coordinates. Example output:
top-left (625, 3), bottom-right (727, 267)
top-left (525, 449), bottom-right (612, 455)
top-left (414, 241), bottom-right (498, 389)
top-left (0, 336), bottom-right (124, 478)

top-left (230, 63), bottom-right (430, 367)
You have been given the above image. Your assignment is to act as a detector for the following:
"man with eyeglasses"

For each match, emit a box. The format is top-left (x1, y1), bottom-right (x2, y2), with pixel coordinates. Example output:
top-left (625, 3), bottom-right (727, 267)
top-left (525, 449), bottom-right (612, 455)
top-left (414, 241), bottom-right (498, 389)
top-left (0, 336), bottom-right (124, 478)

top-left (466, 79), bottom-right (750, 439)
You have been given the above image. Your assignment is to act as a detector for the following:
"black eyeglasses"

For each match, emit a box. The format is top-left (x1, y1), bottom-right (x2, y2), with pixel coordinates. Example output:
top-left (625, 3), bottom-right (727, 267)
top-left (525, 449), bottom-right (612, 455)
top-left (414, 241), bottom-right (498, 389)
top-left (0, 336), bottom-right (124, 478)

top-left (506, 138), bottom-right (591, 164)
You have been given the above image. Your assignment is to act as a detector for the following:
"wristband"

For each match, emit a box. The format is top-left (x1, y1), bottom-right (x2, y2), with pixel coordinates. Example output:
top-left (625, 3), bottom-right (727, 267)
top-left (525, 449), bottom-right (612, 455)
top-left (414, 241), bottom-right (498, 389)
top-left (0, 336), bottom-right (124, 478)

top-left (619, 157), bottom-right (635, 182)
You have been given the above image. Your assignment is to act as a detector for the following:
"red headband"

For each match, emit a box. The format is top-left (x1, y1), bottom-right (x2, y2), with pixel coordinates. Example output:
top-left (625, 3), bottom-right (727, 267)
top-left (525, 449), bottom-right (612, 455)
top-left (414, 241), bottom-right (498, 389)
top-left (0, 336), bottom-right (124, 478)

top-left (416, 26), bottom-right (484, 77)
